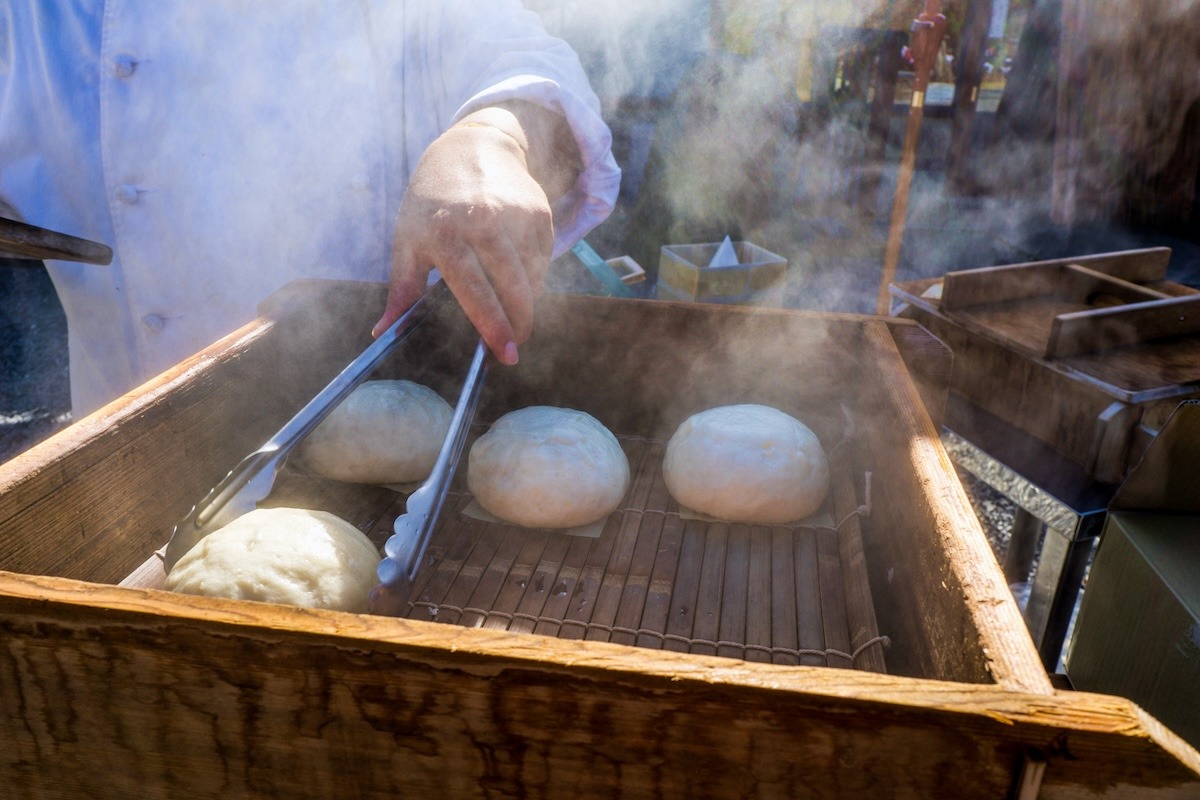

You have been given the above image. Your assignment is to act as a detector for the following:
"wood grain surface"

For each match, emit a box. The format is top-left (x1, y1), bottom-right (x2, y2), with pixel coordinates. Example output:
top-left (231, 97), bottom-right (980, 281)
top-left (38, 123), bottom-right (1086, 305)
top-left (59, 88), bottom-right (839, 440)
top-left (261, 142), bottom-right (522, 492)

top-left (2, 282), bottom-right (1197, 797)
top-left (2, 571), bottom-right (1198, 799)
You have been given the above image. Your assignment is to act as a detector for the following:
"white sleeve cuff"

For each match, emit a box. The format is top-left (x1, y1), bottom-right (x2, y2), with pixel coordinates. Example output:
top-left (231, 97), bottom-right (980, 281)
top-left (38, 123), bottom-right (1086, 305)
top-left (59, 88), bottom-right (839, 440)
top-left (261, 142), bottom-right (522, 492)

top-left (456, 73), bottom-right (622, 258)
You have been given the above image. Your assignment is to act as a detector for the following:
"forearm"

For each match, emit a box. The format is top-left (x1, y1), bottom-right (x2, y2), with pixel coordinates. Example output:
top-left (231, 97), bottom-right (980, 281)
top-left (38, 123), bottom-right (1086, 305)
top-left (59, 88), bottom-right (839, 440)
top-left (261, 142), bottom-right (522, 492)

top-left (452, 101), bottom-right (582, 201)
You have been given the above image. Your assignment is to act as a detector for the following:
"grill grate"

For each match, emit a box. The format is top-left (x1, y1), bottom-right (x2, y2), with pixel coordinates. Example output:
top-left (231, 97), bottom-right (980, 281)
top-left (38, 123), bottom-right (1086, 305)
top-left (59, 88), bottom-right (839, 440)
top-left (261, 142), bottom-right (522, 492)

top-left (394, 426), bottom-right (887, 672)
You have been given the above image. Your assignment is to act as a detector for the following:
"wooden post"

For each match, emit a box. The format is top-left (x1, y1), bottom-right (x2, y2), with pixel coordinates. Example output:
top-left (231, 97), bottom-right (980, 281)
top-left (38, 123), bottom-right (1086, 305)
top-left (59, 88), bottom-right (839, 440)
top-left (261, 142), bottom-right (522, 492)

top-left (1052, 0), bottom-right (1084, 226)
top-left (859, 29), bottom-right (908, 214)
top-left (876, 0), bottom-right (948, 315)
top-left (946, 0), bottom-right (994, 194)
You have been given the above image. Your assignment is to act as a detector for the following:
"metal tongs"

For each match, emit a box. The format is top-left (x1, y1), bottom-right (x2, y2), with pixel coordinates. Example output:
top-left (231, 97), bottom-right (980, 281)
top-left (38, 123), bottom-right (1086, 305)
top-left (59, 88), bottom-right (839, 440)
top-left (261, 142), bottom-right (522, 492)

top-left (368, 337), bottom-right (490, 615)
top-left (163, 281), bottom-right (450, 571)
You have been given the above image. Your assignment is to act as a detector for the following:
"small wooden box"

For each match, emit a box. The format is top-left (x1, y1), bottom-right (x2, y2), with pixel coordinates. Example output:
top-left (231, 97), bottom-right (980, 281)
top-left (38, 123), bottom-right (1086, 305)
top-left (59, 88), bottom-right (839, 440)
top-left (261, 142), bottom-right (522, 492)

top-left (657, 241), bottom-right (787, 305)
top-left (1, 281), bottom-right (1197, 798)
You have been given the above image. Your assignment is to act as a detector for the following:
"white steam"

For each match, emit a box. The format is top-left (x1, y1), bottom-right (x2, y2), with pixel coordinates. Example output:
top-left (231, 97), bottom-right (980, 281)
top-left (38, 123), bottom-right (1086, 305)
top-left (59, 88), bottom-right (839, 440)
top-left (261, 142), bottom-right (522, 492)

top-left (533, 0), bottom-right (1200, 312)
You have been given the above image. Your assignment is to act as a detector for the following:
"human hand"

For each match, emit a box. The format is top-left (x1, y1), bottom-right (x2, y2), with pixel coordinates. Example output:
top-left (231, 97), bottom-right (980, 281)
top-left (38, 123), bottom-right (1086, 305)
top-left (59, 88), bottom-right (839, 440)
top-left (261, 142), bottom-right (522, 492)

top-left (374, 104), bottom-right (578, 365)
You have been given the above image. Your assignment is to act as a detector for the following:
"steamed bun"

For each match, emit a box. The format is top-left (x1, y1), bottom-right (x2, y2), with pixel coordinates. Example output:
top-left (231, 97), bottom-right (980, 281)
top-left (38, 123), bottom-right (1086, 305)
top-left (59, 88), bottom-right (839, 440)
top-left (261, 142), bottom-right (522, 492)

top-left (165, 507), bottom-right (380, 612)
top-left (297, 380), bottom-right (452, 485)
top-left (467, 406), bottom-right (630, 529)
top-left (663, 404), bottom-right (829, 524)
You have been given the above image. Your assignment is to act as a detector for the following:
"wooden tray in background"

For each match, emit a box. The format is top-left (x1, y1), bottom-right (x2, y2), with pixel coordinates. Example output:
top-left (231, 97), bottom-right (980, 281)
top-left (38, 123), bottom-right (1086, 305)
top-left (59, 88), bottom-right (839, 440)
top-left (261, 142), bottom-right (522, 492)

top-left (937, 246), bottom-right (1200, 362)
top-left (892, 247), bottom-right (1200, 483)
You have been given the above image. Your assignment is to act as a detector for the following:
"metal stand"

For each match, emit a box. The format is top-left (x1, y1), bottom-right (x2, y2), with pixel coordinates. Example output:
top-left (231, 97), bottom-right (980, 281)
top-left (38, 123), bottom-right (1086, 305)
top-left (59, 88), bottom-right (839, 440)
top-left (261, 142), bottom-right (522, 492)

top-left (940, 395), bottom-right (1117, 671)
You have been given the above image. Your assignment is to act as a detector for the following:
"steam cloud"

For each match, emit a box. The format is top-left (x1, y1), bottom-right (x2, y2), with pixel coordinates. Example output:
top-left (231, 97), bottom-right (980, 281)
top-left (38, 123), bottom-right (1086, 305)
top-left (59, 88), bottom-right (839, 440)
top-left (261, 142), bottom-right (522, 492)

top-left (532, 0), bottom-right (1200, 313)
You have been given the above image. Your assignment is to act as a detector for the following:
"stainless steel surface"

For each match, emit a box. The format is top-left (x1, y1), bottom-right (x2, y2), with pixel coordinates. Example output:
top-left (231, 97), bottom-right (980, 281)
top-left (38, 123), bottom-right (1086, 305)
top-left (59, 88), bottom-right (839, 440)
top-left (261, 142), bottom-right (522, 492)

top-left (370, 337), bottom-right (490, 614)
top-left (1024, 522), bottom-right (1098, 670)
top-left (163, 281), bottom-right (449, 571)
top-left (940, 424), bottom-right (1106, 671)
top-left (941, 429), bottom-right (1079, 532)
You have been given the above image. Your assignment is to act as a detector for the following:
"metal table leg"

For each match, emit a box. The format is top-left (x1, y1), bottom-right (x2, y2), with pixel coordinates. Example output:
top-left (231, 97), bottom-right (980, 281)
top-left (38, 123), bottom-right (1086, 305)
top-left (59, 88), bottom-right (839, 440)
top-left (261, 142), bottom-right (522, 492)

top-left (1003, 508), bottom-right (1042, 585)
top-left (1023, 512), bottom-right (1103, 671)
top-left (940, 429), bottom-right (1108, 671)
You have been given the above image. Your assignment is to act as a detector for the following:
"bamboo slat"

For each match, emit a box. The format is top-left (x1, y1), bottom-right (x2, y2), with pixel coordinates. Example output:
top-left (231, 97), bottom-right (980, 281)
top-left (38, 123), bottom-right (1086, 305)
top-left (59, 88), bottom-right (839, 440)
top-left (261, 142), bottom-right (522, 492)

top-left (352, 423), bottom-right (887, 672)
top-left (3, 573), bottom-right (1199, 799)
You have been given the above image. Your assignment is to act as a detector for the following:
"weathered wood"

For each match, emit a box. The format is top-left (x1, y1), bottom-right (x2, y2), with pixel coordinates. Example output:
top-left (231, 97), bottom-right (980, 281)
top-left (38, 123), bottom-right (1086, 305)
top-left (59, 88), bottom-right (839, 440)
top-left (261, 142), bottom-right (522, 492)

top-left (0, 283), bottom-right (383, 584)
top-left (690, 523), bottom-right (726, 658)
top-left (887, 318), bottom-right (953, 428)
top-left (663, 520), bottom-right (705, 654)
top-left (769, 527), bottom-right (800, 666)
top-left (10, 281), bottom-right (1197, 796)
top-left (745, 527), bottom-right (773, 664)
top-left (816, 526), bottom-right (853, 669)
top-left (717, 522), bottom-right (751, 661)
top-left (892, 272), bottom-right (1200, 482)
top-left (939, 248), bottom-right (1172, 311)
top-left (636, 508), bottom-right (684, 651)
top-left (794, 526), bottom-right (827, 668)
top-left (1086, 402), bottom-right (1142, 488)
top-left (0, 285), bottom-right (1044, 687)
top-left (613, 512), bottom-right (664, 648)
top-left (946, 0), bottom-right (992, 193)
top-left (1046, 294), bottom-right (1200, 359)
top-left (1061, 263), bottom-right (1171, 304)
top-left (557, 515), bottom-right (621, 640)
top-left (831, 441), bottom-right (887, 673)
top-left (860, 323), bottom-right (1052, 694)
top-left (900, 276), bottom-right (1200, 400)
top-left (2, 572), bottom-right (1198, 800)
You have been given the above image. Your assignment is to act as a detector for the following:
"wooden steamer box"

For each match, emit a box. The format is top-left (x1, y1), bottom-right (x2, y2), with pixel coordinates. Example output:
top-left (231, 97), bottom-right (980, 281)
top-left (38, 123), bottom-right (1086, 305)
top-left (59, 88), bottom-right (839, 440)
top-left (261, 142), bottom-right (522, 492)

top-left (1, 281), bottom-right (1198, 798)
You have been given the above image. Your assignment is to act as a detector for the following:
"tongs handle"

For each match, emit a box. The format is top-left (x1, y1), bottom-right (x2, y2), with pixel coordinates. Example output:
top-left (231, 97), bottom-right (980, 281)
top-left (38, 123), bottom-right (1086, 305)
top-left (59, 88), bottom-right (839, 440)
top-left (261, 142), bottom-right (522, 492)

top-left (369, 337), bottom-right (490, 615)
top-left (163, 281), bottom-right (448, 571)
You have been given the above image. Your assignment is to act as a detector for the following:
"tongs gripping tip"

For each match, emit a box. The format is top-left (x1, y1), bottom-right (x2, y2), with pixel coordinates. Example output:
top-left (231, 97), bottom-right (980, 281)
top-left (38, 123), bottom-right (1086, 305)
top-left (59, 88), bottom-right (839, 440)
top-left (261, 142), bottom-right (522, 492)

top-left (370, 337), bottom-right (490, 614)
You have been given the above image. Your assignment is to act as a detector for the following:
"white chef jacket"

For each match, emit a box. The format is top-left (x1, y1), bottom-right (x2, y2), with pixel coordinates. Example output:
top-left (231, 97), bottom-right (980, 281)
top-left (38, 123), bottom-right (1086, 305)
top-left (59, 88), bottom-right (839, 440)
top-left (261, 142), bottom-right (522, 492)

top-left (0, 1), bottom-right (620, 416)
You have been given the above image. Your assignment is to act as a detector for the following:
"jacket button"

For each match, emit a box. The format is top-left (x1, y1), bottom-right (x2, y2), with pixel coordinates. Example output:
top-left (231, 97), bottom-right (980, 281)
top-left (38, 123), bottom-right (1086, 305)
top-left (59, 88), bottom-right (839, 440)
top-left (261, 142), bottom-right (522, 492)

top-left (115, 185), bottom-right (140, 204)
top-left (113, 55), bottom-right (137, 78)
top-left (141, 314), bottom-right (166, 333)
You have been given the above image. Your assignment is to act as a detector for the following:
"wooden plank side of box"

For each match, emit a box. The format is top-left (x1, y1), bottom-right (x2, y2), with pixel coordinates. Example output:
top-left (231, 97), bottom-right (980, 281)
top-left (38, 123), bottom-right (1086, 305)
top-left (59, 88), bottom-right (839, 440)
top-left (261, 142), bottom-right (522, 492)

top-left (856, 324), bottom-right (1050, 694)
top-left (1, 574), bottom-right (1198, 800)
top-left (939, 247), bottom-right (1172, 311)
top-left (0, 283), bottom-right (375, 584)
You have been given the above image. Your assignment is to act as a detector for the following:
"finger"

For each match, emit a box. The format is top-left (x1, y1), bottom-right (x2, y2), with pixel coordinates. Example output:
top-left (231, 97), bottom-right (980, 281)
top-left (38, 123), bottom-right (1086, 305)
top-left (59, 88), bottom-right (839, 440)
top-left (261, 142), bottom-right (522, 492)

top-left (437, 239), bottom-right (521, 365)
top-left (467, 219), bottom-right (538, 344)
top-left (373, 242), bottom-right (429, 338)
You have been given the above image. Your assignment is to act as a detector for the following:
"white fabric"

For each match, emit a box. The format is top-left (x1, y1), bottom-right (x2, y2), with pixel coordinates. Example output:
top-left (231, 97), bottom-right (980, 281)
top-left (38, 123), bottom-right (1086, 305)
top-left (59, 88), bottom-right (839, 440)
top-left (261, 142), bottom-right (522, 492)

top-left (0, 1), bottom-right (621, 415)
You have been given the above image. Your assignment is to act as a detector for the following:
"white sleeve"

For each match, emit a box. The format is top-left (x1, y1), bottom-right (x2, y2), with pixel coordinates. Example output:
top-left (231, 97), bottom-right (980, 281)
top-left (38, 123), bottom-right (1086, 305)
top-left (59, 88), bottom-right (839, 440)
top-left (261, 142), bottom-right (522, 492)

top-left (433, 1), bottom-right (622, 257)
